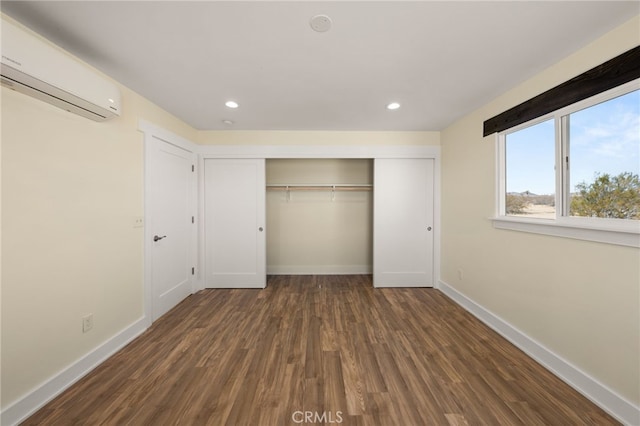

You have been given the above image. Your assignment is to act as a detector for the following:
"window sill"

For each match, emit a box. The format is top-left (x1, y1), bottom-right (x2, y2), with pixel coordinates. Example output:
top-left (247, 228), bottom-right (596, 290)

top-left (491, 216), bottom-right (640, 248)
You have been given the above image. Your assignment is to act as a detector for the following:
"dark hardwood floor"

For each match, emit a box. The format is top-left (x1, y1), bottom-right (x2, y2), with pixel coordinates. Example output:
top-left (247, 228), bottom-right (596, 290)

top-left (24, 275), bottom-right (618, 425)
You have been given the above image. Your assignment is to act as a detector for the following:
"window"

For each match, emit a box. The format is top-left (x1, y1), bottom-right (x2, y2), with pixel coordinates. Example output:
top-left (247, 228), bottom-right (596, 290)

top-left (495, 80), bottom-right (640, 247)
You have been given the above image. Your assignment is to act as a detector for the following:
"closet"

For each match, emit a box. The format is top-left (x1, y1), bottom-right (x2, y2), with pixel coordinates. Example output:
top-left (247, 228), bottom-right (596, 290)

top-left (266, 159), bottom-right (373, 275)
top-left (202, 154), bottom-right (436, 289)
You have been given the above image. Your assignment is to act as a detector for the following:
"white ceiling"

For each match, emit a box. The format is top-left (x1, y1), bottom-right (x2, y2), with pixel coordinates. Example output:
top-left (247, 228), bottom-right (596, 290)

top-left (1, 1), bottom-right (638, 131)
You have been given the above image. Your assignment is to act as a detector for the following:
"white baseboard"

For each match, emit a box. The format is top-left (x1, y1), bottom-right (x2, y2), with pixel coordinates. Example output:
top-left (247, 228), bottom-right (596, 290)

top-left (437, 280), bottom-right (640, 426)
top-left (267, 265), bottom-right (372, 275)
top-left (1, 317), bottom-right (148, 426)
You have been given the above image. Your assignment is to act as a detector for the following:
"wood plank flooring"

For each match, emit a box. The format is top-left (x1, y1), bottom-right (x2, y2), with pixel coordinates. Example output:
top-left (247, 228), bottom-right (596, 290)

top-left (24, 275), bottom-right (618, 425)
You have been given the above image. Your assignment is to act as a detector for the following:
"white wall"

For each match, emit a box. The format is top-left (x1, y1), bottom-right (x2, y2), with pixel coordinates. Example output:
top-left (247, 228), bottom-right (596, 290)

top-left (1, 14), bottom-right (198, 414)
top-left (266, 159), bottom-right (373, 274)
top-left (440, 14), bottom-right (640, 410)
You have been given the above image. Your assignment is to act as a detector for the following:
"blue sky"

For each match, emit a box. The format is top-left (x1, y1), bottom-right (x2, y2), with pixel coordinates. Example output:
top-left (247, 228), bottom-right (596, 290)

top-left (506, 89), bottom-right (640, 195)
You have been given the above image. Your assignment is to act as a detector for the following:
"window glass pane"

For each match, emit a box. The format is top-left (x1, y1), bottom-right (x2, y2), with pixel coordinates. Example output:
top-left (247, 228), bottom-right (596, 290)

top-left (505, 119), bottom-right (556, 218)
top-left (568, 90), bottom-right (640, 220)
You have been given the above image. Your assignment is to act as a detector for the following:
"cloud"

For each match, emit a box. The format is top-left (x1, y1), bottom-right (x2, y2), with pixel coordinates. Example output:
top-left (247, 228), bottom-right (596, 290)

top-left (570, 102), bottom-right (639, 161)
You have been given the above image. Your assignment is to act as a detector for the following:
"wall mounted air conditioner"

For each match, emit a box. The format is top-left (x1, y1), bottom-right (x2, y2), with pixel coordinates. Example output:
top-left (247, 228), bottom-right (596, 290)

top-left (1, 17), bottom-right (121, 121)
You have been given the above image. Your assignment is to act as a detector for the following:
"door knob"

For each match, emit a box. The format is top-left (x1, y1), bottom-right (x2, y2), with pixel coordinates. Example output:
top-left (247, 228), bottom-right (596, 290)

top-left (258, 227), bottom-right (264, 232)
top-left (427, 227), bottom-right (432, 231)
top-left (153, 235), bottom-right (167, 242)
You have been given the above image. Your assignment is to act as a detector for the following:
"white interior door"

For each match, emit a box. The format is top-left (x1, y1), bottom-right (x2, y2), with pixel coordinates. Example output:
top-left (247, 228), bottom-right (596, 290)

top-left (204, 159), bottom-right (266, 288)
top-left (149, 136), bottom-right (196, 320)
top-left (374, 158), bottom-right (434, 287)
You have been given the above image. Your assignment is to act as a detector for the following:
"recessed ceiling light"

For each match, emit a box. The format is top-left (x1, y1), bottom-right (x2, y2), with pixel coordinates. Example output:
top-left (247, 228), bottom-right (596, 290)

top-left (387, 102), bottom-right (401, 110)
top-left (222, 119), bottom-right (234, 125)
top-left (225, 101), bottom-right (239, 109)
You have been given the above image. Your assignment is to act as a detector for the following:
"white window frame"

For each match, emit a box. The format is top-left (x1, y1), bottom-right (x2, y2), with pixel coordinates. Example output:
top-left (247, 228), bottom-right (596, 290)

top-left (492, 79), bottom-right (640, 248)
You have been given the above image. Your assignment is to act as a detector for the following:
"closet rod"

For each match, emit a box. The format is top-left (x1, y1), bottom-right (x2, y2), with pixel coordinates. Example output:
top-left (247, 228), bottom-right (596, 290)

top-left (266, 184), bottom-right (372, 191)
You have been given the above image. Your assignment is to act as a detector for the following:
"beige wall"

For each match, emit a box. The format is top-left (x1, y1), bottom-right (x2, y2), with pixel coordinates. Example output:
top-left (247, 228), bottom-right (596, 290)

top-left (440, 15), bottom-right (640, 405)
top-left (1, 15), bottom-right (197, 409)
top-left (198, 130), bottom-right (440, 146)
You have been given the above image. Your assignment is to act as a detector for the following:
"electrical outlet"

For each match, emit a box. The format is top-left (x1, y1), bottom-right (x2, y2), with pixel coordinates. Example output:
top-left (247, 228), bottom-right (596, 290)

top-left (457, 269), bottom-right (464, 281)
top-left (82, 314), bottom-right (93, 333)
top-left (133, 217), bottom-right (144, 228)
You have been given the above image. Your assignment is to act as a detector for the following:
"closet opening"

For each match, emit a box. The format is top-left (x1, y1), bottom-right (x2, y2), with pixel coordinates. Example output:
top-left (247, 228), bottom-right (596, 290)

top-left (265, 159), bottom-right (373, 276)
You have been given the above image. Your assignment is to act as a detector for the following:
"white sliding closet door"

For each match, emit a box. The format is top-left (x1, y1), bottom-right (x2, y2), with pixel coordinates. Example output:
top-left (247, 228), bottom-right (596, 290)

top-left (374, 158), bottom-right (434, 287)
top-left (204, 159), bottom-right (266, 288)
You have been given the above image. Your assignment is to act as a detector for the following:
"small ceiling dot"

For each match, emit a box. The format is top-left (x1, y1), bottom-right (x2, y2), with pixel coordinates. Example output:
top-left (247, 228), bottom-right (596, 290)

top-left (310, 15), bottom-right (332, 33)
top-left (222, 119), bottom-right (234, 125)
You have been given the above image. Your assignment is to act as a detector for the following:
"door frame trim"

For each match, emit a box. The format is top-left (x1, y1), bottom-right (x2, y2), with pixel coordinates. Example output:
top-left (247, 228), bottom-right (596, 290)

top-left (139, 120), bottom-right (199, 325)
